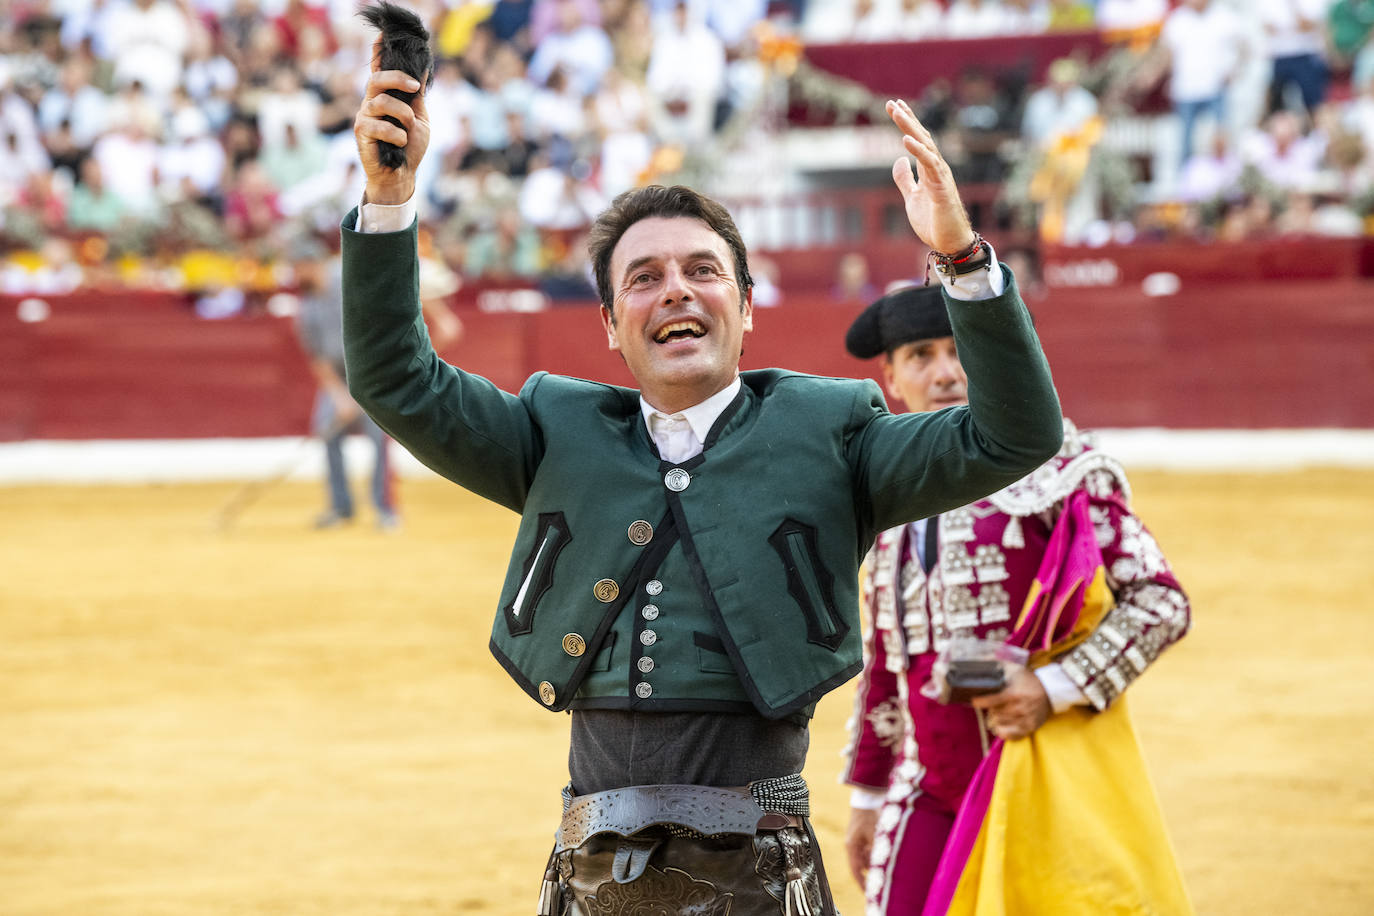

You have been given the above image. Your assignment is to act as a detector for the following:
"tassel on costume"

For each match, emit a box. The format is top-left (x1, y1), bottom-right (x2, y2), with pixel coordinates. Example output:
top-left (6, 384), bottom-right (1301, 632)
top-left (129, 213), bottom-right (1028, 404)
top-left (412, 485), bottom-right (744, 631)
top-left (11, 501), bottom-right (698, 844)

top-left (1002, 514), bottom-right (1024, 549)
top-left (780, 831), bottom-right (816, 916)
top-left (536, 860), bottom-right (558, 916)
top-left (785, 868), bottom-right (815, 916)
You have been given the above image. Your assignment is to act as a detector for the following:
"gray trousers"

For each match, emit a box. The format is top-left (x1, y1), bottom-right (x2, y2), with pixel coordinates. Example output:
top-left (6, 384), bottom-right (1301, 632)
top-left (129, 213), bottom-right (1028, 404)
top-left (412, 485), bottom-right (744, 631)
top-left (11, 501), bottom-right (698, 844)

top-left (312, 391), bottom-right (392, 517)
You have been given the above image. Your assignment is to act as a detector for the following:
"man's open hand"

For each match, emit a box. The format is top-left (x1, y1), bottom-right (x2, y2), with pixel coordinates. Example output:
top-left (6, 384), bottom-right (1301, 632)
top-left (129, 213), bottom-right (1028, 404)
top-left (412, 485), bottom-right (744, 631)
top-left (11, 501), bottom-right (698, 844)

top-left (887, 98), bottom-right (976, 256)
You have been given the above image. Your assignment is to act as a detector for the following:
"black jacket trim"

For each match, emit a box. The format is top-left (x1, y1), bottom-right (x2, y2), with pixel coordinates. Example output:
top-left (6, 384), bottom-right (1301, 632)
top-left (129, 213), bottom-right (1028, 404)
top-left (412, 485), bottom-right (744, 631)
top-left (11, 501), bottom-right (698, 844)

top-left (693, 631), bottom-right (728, 654)
top-left (768, 518), bottom-right (849, 651)
top-left (502, 511), bottom-right (571, 637)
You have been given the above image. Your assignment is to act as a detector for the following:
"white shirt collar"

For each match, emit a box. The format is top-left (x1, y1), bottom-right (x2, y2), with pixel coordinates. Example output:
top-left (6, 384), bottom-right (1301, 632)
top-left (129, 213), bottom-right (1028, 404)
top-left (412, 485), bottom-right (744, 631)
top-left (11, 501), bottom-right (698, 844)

top-left (639, 377), bottom-right (742, 443)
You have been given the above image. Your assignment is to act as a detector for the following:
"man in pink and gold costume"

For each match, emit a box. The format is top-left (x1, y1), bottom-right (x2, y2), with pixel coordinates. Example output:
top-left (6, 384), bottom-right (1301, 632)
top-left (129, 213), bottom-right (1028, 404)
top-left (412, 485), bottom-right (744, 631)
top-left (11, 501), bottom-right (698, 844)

top-left (840, 282), bottom-right (1194, 915)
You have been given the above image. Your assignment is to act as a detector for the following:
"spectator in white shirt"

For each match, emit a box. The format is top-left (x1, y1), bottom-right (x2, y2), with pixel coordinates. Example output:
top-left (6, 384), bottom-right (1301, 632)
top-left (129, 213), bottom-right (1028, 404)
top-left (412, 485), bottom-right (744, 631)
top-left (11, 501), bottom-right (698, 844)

top-left (849, 0), bottom-right (901, 42)
top-left (1176, 127), bottom-right (1244, 202)
top-left (38, 56), bottom-right (108, 150)
top-left (1021, 57), bottom-right (1098, 149)
top-left (1257, 0), bottom-right (1334, 114)
top-left (1159, 0), bottom-right (1250, 164)
top-left (256, 64), bottom-right (323, 152)
top-left (646, 1), bottom-right (726, 144)
top-left (1094, 0), bottom-right (1166, 35)
top-left (91, 117), bottom-right (162, 216)
top-left (1001, 0), bottom-right (1050, 34)
top-left (528, 0), bottom-right (614, 96)
top-left (104, 0), bottom-right (190, 101)
top-left (944, 0), bottom-right (1009, 38)
top-left (1242, 107), bottom-right (1325, 190)
top-left (517, 147), bottom-right (606, 230)
top-left (0, 89), bottom-right (52, 209)
top-left (894, 0), bottom-right (946, 40)
top-left (158, 92), bottom-right (226, 202)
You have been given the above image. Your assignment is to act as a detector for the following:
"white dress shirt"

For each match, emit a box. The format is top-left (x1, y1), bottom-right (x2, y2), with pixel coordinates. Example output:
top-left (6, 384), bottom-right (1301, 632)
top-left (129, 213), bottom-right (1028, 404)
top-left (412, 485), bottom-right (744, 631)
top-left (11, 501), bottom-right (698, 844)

top-left (640, 377), bottom-right (741, 463)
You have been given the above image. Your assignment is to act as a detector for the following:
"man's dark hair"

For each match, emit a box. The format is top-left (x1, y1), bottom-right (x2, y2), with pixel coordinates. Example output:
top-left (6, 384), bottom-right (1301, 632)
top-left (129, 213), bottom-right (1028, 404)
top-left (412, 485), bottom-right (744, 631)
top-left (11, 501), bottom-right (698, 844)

top-left (588, 185), bottom-right (754, 314)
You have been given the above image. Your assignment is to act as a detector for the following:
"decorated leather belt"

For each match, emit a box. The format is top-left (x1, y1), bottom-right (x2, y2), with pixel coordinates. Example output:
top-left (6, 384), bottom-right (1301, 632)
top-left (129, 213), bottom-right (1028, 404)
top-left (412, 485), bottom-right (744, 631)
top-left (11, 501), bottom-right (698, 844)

top-left (555, 783), bottom-right (805, 851)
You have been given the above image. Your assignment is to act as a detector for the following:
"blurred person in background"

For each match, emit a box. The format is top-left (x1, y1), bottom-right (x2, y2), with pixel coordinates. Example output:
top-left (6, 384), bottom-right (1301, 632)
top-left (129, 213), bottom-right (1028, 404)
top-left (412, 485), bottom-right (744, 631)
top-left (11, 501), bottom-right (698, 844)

top-left (893, 0), bottom-right (947, 40)
top-left (1176, 125), bottom-right (1244, 203)
top-left (261, 121), bottom-right (330, 193)
top-left (1046, 0), bottom-right (1094, 31)
top-left (105, 0), bottom-right (190, 101)
top-left (256, 63), bottom-right (324, 151)
top-left (158, 94), bottom-right (227, 209)
top-left (831, 250), bottom-right (877, 303)
top-left (1154, 0), bottom-right (1251, 166)
top-left (89, 98), bottom-right (161, 217)
top-left (528, 0), bottom-right (602, 45)
top-left (526, 65), bottom-right (588, 143)
top-left (646, 0), bottom-right (725, 144)
top-left (1020, 58), bottom-right (1098, 150)
top-left (347, 32), bottom-right (1062, 906)
top-left (608, 0), bottom-right (655, 80)
top-left (944, 0), bottom-right (1008, 38)
top-left (841, 284), bottom-right (1193, 916)
top-left (293, 241), bottom-right (397, 530)
top-left (848, 0), bottom-right (903, 42)
top-left (66, 154), bottom-right (130, 233)
top-left (946, 68), bottom-right (1017, 184)
top-left (1089, 0), bottom-right (1166, 118)
top-left (0, 92), bottom-right (51, 208)
top-left (1258, 0), bottom-right (1334, 115)
top-left (223, 158), bottom-right (284, 241)
top-left (463, 206), bottom-right (544, 279)
top-left (37, 54), bottom-right (108, 151)
top-left (293, 233), bottom-right (461, 531)
top-left (182, 22), bottom-right (240, 133)
top-left (595, 107), bottom-right (655, 197)
top-left (1329, 0), bottom-right (1374, 86)
top-left (527, 0), bottom-right (613, 96)
top-left (1241, 107), bottom-right (1325, 190)
top-left (1000, 0), bottom-right (1050, 34)
top-left (1342, 66), bottom-right (1374, 161)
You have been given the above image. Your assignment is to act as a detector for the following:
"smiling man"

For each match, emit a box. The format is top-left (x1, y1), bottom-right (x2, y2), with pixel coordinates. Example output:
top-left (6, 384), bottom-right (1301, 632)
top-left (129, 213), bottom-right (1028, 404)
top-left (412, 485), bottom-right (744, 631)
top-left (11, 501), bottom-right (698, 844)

top-left (341, 41), bottom-right (1063, 914)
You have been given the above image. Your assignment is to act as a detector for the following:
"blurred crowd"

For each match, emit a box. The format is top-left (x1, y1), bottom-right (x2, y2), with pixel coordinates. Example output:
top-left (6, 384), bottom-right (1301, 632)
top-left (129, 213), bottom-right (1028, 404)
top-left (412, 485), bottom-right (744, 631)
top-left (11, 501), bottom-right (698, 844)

top-left (0, 0), bottom-right (798, 300)
top-left (0, 0), bottom-right (1372, 300)
top-left (892, 0), bottom-right (1374, 245)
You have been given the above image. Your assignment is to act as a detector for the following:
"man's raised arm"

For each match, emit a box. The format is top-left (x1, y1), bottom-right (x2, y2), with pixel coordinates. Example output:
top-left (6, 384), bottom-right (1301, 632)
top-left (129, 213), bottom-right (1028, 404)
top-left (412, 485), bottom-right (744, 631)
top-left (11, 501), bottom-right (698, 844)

top-left (854, 101), bottom-right (1063, 531)
top-left (341, 38), bottom-right (539, 512)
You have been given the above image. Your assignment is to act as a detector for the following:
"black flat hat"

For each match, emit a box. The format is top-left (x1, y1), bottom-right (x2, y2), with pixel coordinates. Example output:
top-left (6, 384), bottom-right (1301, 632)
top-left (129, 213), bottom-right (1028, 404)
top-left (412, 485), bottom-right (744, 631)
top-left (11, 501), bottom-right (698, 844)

top-left (844, 283), bottom-right (952, 359)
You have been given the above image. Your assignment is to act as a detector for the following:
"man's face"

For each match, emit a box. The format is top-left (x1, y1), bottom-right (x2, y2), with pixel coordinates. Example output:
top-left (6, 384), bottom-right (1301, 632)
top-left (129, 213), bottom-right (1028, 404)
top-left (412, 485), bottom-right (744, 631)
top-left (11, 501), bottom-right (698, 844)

top-left (882, 336), bottom-right (967, 413)
top-left (602, 216), bottom-right (753, 413)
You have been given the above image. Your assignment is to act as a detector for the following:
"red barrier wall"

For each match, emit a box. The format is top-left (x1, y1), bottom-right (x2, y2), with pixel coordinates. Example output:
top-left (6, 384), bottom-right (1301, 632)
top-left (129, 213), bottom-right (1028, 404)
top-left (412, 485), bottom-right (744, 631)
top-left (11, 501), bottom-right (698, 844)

top-left (801, 32), bottom-right (1107, 108)
top-left (3, 273), bottom-right (1372, 441)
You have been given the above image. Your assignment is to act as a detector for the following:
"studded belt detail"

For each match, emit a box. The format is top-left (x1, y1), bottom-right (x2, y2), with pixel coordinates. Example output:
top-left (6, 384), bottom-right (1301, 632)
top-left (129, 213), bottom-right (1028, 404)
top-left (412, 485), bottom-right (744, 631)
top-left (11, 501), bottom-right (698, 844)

top-left (555, 784), bottom-right (769, 851)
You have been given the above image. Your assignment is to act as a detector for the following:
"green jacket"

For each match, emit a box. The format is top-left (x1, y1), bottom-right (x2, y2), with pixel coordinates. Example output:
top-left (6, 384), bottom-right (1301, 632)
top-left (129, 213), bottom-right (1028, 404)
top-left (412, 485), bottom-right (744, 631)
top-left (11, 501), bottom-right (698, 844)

top-left (341, 211), bottom-right (1063, 719)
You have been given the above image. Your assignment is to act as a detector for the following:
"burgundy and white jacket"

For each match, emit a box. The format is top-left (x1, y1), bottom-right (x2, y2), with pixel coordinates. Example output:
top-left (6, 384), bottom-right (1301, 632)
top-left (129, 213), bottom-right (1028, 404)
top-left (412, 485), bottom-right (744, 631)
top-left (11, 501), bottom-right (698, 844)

top-left (841, 420), bottom-right (1191, 810)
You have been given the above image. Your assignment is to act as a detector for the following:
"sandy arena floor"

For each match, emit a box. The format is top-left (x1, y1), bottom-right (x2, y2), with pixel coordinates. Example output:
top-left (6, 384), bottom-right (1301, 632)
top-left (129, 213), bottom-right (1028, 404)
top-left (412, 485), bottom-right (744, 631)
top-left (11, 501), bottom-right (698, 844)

top-left (2, 469), bottom-right (1372, 915)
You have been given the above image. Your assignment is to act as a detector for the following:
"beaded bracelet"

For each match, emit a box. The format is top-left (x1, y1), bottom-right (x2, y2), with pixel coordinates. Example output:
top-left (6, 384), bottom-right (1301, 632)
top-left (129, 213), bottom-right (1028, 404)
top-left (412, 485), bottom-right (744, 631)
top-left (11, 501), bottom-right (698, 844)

top-left (925, 231), bottom-right (990, 283)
